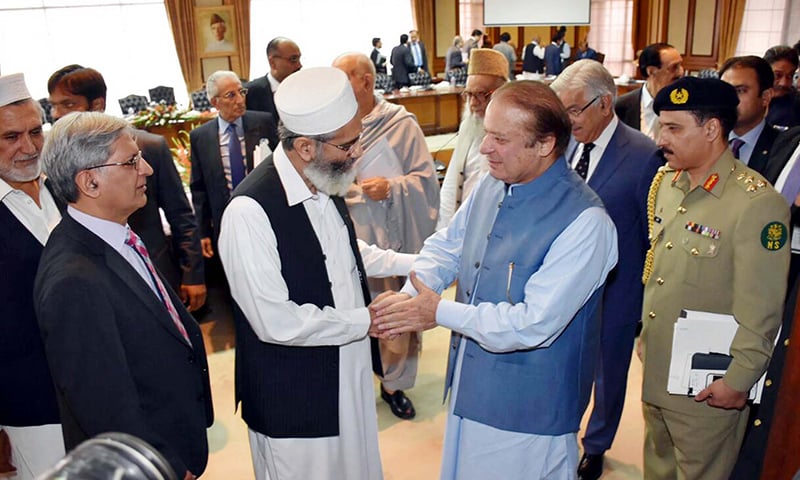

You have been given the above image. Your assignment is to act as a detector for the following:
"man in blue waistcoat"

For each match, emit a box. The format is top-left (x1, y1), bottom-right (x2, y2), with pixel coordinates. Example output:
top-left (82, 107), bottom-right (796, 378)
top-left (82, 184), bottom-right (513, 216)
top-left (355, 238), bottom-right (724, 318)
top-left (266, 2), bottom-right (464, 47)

top-left (373, 80), bottom-right (619, 479)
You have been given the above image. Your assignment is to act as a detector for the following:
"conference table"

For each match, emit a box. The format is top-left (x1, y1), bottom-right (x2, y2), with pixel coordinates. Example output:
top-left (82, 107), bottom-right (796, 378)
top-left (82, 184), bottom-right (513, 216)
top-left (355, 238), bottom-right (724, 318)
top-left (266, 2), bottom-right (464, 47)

top-left (383, 86), bottom-right (464, 136)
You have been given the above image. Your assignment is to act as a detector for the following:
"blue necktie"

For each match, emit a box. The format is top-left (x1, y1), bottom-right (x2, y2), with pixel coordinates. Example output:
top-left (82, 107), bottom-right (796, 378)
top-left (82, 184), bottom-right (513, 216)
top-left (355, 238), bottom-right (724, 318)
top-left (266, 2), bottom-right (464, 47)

top-left (227, 123), bottom-right (245, 189)
top-left (730, 138), bottom-right (745, 160)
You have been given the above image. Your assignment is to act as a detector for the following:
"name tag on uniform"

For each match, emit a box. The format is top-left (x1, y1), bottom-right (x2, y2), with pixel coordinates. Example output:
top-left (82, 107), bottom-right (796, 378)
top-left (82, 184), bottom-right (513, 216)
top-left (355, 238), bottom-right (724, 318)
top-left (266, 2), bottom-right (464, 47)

top-left (792, 225), bottom-right (800, 254)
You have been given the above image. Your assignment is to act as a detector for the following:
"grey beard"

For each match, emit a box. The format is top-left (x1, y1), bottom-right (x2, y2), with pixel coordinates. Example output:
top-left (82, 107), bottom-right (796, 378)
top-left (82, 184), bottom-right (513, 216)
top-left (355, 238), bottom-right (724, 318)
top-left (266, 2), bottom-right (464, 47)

top-left (304, 155), bottom-right (357, 196)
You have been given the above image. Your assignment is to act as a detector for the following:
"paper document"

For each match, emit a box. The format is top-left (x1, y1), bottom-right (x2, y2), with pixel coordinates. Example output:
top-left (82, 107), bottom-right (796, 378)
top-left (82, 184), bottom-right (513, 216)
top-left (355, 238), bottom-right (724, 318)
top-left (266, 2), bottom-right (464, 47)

top-left (667, 309), bottom-right (774, 403)
top-left (356, 137), bottom-right (403, 182)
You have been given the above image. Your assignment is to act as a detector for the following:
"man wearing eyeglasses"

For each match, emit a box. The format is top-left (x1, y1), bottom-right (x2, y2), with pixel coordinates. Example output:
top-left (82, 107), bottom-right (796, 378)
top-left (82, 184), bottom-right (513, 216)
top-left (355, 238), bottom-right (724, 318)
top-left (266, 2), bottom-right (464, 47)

top-left (0, 73), bottom-right (65, 480)
top-left (333, 52), bottom-right (440, 420)
top-left (35, 112), bottom-right (213, 480)
top-left (190, 70), bottom-right (277, 260)
top-left (218, 67), bottom-right (415, 480)
top-left (245, 36), bottom-right (302, 123)
top-left (439, 48), bottom-right (508, 229)
top-left (47, 64), bottom-right (208, 313)
top-left (551, 59), bottom-right (662, 480)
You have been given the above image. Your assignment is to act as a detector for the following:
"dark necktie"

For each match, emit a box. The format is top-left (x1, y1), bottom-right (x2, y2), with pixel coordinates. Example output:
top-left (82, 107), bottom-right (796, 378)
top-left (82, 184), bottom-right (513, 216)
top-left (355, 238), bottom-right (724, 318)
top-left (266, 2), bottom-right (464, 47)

top-left (227, 123), bottom-right (245, 189)
top-left (575, 143), bottom-right (595, 180)
top-left (730, 138), bottom-right (745, 160)
top-left (125, 229), bottom-right (191, 345)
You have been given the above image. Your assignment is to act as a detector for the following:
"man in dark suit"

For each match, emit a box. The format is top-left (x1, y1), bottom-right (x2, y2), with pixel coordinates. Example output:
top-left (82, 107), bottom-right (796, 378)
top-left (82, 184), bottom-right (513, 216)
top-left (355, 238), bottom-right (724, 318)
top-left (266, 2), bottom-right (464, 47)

top-left (0, 73), bottom-right (65, 479)
top-left (370, 37), bottom-right (387, 74)
top-left (190, 70), bottom-right (278, 259)
top-left (408, 29), bottom-right (428, 73)
top-left (720, 56), bottom-right (781, 175)
top-left (244, 36), bottom-right (302, 123)
top-left (551, 59), bottom-right (662, 480)
top-left (35, 111), bottom-right (213, 479)
top-left (47, 65), bottom-right (207, 311)
top-left (390, 34), bottom-right (416, 89)
top-left (764, 45), bottom-right (800, 130)
top-left (615, 43), bottom-right (684, 140)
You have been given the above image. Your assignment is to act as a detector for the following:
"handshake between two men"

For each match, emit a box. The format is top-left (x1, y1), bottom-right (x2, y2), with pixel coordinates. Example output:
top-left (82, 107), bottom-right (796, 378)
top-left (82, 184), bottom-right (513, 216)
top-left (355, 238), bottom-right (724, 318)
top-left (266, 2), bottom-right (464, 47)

top-left (367, 272), bottom-right (440, 339)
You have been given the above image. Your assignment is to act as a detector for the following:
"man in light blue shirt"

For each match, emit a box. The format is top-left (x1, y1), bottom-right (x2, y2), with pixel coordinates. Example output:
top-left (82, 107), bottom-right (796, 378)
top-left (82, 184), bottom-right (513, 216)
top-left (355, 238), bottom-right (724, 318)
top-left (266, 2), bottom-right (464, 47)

top-left (373, 81), bottom-right (618, 479)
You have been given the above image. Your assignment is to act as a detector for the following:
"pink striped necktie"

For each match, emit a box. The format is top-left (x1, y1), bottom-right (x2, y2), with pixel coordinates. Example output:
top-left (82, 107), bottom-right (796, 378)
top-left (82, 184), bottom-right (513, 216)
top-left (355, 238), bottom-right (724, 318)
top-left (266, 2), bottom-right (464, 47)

top-left (125, 228), bottom-right (191, 346)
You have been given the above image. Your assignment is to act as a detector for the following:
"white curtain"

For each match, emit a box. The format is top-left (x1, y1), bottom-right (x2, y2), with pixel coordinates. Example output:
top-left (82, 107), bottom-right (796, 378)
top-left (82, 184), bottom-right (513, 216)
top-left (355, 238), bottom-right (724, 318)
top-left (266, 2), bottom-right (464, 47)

top-left (248, 0), bottom-right (413, 78)
top-left (0, 0), bottom-right (188, 115)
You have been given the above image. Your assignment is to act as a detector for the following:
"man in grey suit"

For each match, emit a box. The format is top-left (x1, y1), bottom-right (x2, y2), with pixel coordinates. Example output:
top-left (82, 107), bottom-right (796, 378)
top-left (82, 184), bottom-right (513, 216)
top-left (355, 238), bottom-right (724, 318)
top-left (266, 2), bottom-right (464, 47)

top-left (615, 43), bottom-right (683, 140)
top-left (190, 70), bottom-right (278, 258)
top-left (551, 59), bottom-right (663, 480)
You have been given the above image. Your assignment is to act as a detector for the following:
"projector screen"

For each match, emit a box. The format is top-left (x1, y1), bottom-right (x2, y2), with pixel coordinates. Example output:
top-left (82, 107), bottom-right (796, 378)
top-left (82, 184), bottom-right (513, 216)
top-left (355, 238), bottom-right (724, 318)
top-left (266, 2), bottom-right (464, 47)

top-left (484, 0), bottom-right (591, 26)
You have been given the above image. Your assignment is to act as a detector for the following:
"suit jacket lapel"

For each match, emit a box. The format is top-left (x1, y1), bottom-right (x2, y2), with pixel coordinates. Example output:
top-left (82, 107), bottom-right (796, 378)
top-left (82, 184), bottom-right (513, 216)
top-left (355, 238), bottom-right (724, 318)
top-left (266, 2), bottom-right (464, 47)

top-left (588, 124), bottom-right (626, 192)
top-left (63, 215), bottom-right (192, 348)
top-left (204, 121), bottom-right (227, 193)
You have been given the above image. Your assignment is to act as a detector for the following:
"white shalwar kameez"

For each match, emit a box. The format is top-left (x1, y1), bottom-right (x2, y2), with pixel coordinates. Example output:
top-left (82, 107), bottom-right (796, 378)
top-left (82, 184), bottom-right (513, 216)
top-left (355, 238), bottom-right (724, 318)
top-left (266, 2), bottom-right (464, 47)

top-left (219, 146), bottom-right (414, 480)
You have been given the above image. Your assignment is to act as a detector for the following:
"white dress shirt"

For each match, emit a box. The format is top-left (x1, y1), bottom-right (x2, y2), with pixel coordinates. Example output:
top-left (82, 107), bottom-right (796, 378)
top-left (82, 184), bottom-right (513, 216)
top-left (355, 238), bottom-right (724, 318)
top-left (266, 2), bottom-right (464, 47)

top-left (570, 116), bottom-right (619, 181)
top-left (0, 177), bottom-right (60, 245)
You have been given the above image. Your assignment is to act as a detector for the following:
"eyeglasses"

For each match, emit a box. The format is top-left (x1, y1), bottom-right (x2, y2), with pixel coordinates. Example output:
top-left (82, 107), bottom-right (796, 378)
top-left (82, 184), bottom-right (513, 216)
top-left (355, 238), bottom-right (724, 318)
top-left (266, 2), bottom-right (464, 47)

top-left (462, 89), bottom-right (495, 102)
top-left (84, 151), bottom-right (143, 171)
top-left (566, 96), bottom-right (599, 117)
top-left (272, 55), bottom-right (301, 64)
top-left (319, 133), bottom-right (362, 156)
top-left (218, 88), bottom-right (248, 100)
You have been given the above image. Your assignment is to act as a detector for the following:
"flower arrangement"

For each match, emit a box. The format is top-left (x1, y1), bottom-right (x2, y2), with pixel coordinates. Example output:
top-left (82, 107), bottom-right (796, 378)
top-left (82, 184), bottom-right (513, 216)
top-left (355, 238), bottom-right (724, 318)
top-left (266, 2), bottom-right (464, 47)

top-left (169, 129), bottom-right (192, 188)
top-left (129, 101), bottom-right (203, 129)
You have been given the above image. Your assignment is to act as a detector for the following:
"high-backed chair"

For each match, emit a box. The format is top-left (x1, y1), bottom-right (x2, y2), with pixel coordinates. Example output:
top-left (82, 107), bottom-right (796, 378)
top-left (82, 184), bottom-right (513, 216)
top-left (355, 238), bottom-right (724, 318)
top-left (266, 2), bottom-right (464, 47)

top-left (190, 88), bottom-right (212, 112)
top-left (374, 72), bottom-right (395, 92)
top-left (149, 86), bottom-right (176, 106)
top-left (38, 98), bottom-right (54, 125)
top-left (409, 71), bottom-right (432, 87)
top-left (118, 94), bottom-right (148, 115)
top-left (445, 67), bottom-right (468, 86)
top-left (596, 52), bottom-right (606, 65)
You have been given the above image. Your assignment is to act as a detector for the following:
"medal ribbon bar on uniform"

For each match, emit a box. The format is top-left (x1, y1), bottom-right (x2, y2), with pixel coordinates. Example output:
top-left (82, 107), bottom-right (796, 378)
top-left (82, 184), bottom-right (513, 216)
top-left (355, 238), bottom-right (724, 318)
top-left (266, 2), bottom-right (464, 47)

top-left (685, 221), bottom-right (720, 240)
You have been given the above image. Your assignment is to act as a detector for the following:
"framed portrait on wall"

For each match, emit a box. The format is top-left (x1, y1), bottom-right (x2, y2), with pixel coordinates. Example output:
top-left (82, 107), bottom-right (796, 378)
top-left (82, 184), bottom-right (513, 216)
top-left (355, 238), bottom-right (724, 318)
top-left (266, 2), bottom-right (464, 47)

top-left (195, 5), bottom-right (237, 57)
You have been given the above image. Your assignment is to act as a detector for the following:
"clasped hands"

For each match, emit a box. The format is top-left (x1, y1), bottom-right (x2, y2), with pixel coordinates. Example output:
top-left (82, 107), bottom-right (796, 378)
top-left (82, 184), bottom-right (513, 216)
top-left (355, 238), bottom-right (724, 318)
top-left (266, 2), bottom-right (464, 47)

top-left (368, 272), bottom-right (440, 339)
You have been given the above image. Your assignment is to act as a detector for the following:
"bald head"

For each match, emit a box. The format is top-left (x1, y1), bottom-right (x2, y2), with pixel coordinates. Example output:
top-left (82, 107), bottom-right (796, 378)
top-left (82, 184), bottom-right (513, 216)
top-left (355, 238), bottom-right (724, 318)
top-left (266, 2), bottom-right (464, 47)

top-left (333, 52), bottom-right (376, 119)
top-left (267, 37), bottom-right (302, 82)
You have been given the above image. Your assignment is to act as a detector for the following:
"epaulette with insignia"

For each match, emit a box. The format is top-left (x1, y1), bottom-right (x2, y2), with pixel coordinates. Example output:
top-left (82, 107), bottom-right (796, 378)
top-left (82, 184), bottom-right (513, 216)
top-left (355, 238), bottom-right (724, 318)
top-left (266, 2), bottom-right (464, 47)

top-left (733, 169), bottom-right (770, 196)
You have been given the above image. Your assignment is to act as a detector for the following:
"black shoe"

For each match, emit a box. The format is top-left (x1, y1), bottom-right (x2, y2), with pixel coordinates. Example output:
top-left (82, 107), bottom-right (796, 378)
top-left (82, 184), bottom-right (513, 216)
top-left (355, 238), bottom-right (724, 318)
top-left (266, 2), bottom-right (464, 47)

top-left (380, 384), bottom-right (416, 419)
top-left (577, 453), bottom-right (604, 480)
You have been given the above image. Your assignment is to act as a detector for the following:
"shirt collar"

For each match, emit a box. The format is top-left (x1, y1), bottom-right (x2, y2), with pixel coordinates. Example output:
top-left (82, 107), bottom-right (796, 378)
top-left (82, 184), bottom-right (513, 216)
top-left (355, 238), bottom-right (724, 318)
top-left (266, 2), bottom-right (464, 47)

top-left (593, 115), bottom-right (619, 150)
top-left (67, 205), bottom-right (130, 252)
top-left (730, 118), bottom-right (766, 146)
top-left (217, 115), bottom-right (243, 133)
top-left (0, 175), bottom-right (44, 202)
top-left (641, 84), bottom-right (654, 110)
top-left (267, 72), bottom-right (281, 93)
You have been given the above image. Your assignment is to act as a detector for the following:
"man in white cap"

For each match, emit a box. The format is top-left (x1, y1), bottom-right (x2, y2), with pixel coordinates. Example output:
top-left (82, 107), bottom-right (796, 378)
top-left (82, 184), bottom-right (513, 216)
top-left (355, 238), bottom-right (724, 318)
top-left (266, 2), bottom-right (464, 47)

top-left (0, 73), bottom-right (65, 479)
top-left (218, 66), bottom-right (415, 480)
top-left (438, 48), bottom-right (508, 228)
top-left (332, 52), bottom-right (439, 420)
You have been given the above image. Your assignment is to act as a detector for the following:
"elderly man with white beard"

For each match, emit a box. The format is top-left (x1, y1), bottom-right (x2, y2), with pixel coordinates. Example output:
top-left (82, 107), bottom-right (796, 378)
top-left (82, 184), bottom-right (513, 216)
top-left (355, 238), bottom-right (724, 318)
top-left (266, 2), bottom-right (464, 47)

top-left (218, 66), bottom-right (415, 480)
top-left (438, 49), bottom-right (508, 229)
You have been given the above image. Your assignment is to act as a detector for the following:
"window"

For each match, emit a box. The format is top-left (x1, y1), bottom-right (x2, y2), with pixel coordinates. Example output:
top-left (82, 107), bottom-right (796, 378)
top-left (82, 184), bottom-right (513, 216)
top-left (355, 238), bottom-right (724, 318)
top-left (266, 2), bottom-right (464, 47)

top-left (248, 0), bottom-right (413, 78)
top-left (0, 0), bottom-right (188, 115)
top-left (587, 0), bottom-right (635, 77)
top-left (735, 0), bottom-right (788, 57)
top-left (459, 0), bottom-right (484, 40)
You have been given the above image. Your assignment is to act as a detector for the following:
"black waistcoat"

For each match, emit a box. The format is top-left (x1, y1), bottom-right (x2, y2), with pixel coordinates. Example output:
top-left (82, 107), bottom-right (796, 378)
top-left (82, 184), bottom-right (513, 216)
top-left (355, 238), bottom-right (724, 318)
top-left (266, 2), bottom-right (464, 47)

top-left (231, 159), bottom-right (380, 437)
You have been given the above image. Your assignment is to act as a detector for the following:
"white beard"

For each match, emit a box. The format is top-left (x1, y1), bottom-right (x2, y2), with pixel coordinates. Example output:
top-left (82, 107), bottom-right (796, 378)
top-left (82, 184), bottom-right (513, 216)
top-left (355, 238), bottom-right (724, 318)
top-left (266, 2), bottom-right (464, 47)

top-left (304, 153), bottom-right (357, 197)
top-left (1, 154), bottom-right (42, 184)
top-left (458, 107), bottom-right (486, 146)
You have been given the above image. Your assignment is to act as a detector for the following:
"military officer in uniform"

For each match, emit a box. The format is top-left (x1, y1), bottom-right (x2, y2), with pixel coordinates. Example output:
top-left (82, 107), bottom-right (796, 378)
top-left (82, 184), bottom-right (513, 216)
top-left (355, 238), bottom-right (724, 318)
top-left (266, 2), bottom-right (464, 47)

top-left (639, 77), bottom-right (790, 480)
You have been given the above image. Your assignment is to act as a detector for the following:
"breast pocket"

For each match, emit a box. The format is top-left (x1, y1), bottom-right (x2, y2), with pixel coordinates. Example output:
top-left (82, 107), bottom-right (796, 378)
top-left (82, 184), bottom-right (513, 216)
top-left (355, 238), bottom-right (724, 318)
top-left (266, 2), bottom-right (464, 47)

top-left (680, 233), bottom-right (720, 286)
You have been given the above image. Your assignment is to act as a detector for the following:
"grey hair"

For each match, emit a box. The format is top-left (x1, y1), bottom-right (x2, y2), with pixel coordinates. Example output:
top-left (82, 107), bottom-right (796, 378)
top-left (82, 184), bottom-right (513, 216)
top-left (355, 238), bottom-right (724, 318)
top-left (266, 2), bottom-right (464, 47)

top-left (453, 35), bottom-right (463, 48)
top-left (278, 121), bottom-right (335, 152)
top-left (206, 70), bottom-right (240, 100)
top-left (42, 111), bottom-right (132, 203)
top-left (550, 59), bottom-right (617, 103)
